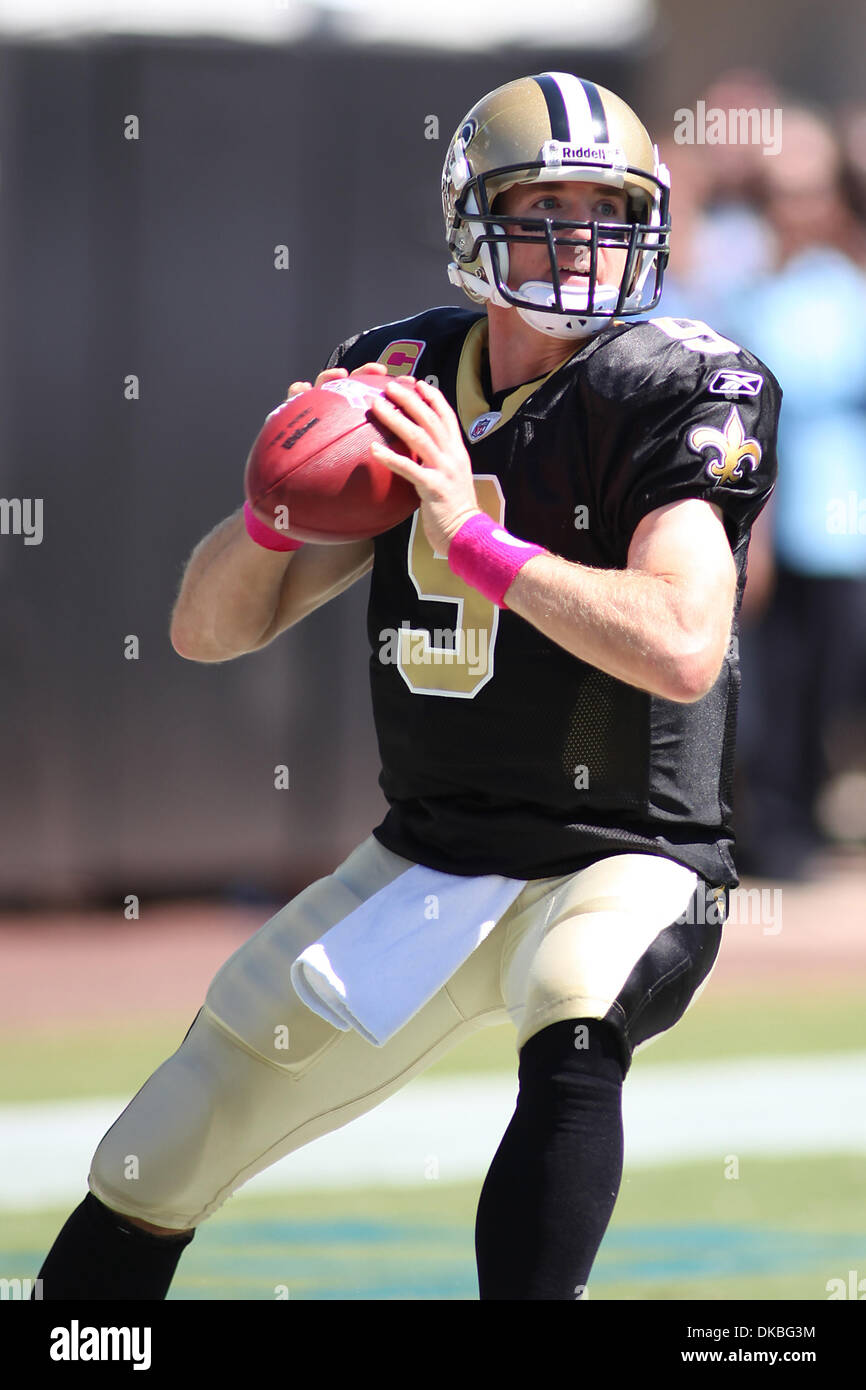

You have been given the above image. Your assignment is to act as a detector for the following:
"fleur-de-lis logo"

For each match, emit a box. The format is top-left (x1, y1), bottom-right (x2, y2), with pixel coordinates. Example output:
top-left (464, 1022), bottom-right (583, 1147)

top-left (687, 406), bottom-right (762, 484)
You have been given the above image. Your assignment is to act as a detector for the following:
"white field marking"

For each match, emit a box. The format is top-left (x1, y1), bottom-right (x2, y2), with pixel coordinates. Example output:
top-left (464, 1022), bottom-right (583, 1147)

top-left (1, 1053), bottom-right (865, 1209)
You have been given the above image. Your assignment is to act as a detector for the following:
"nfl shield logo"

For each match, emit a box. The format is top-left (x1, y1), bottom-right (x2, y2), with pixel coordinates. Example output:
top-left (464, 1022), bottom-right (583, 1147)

top-left (468, 411), bottom-right (502, 440)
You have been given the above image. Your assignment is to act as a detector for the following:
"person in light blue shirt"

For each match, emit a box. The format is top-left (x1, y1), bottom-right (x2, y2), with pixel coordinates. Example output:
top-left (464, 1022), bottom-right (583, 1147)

top-left (724, 108), bottom-right (866, 878)
top-left (739, 245), bottom-right (866, 578)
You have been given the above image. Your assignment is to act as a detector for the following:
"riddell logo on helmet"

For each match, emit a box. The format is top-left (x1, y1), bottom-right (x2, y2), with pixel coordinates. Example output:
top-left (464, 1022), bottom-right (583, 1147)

top-left (560, 145), bottom-right (608, 161)
top-left (543, 140), bottom-right (625, 166)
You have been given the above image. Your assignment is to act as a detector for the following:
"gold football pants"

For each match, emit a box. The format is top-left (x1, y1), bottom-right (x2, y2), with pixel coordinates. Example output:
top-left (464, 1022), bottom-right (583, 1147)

top-left (88, 836), bottom-right (722, 1230)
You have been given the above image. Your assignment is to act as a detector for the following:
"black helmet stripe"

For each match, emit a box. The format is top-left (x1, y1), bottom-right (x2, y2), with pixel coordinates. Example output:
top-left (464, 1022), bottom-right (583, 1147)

top-left (578, 79), bottom-right (610, 144)
top-left (534, 72), bottom-right (610, 145)
top-left (533, 73), bottom-right (571, 141)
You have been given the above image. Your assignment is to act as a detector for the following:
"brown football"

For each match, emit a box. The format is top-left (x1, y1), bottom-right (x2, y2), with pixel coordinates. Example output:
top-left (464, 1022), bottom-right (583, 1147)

top-left (243, 373), bottom-right (419, 543)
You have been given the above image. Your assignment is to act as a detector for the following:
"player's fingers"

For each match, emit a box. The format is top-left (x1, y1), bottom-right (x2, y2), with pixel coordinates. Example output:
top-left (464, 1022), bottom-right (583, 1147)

top-left (312, 366), bottom-right (349, 389)
top-left (413, 377), bottom-right (464, 440)
top-left (414, 376), bottom-right (453, 417)
top-left (369, 393), bottom-right (434, 455)
top-left (286, 380), bottom-right (312, 398)
top-left (351, 362), bottom-right (390, 377)
top-left (369, 440), bottom-right (424, 482)
top-left (379, 378), bottom-right (445, 440)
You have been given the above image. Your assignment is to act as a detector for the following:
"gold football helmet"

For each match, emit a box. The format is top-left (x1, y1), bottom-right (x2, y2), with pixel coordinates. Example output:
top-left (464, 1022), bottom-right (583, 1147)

top-left (442, 72), bottom-right (671, 338)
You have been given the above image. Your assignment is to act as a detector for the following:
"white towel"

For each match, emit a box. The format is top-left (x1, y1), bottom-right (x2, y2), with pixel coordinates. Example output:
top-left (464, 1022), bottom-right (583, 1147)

top-left (290, 865), bottom-right (526, 1046)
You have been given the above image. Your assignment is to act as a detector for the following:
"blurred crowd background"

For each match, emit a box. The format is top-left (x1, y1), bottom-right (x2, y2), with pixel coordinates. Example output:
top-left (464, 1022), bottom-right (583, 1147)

top-left (0, 0), bottom-right (864, 904)
top-left (657, 71), bottom-right (866, 879)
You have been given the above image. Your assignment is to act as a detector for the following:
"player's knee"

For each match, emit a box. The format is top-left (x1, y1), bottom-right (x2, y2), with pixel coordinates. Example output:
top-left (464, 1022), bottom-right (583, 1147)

top-left (87, 1013), bottom-right (230, 1227)
top-left (518, 1017), bottom-right (626, 1089)
top-left (616, 905), bottom-right (723, 1060)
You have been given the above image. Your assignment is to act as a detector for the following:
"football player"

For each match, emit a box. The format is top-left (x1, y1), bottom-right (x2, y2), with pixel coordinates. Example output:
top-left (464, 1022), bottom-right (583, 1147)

top-left (35, 73), bottom-right (780, 1301)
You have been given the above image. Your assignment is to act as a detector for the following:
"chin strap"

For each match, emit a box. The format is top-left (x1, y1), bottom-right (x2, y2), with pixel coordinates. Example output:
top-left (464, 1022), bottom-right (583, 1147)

top-left (514, 280), bottom-right (621, 339)
top-left (448, 265), bottom-right (626, 338)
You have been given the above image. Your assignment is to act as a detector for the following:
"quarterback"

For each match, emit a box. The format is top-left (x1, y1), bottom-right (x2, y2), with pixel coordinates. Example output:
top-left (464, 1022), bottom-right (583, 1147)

top-left (36, 73), bottom-right (780, 1300)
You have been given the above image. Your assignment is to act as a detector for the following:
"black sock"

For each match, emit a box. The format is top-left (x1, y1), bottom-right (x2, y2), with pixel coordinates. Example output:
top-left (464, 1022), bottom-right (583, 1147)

top-left (475, 1018), bottom-right (625, 1300)
top-left (35, 1192), bottom-right (194, 1300)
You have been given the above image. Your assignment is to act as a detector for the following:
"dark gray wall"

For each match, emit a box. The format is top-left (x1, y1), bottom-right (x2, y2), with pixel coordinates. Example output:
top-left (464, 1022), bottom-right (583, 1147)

top-left (0, 38), bottom-right (633, 903)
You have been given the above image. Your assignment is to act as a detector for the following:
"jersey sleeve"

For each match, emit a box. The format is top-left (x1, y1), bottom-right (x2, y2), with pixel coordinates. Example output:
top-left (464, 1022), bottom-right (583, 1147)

top-left (593, 321), bottom-right (782, 554)
top-left (324, 331), bottom-right (363, 371)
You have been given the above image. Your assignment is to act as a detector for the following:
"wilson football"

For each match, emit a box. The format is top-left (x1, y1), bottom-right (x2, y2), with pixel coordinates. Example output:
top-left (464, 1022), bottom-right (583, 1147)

top-left (243, 373), bottom-right (419, 543)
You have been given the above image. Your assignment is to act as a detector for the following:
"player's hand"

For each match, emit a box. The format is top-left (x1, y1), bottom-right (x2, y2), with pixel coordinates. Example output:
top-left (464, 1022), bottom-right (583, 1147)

top-left (285, 362), bottom-right (389, 399)
top-left (367, 377), bottom-right (481, 557)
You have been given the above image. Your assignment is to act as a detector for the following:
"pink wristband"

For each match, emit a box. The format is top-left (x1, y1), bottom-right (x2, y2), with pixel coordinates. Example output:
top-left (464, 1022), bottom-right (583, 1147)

top-left (243, 501), bottom-right (304, 552)
top-left (447, 512), bottom-right (545, 608)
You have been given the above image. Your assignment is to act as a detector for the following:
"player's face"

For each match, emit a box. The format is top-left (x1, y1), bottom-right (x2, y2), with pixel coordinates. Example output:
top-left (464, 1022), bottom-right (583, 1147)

top-left (495, 180), bottom-right (630, 295)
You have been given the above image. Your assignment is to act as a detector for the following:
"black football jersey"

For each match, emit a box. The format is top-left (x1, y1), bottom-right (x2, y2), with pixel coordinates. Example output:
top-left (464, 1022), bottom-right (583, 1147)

top-left (326, 307), bottom-right (781, 887)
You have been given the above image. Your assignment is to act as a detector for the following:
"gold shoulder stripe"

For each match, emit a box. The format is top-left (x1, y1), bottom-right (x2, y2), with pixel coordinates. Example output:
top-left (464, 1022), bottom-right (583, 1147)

top-left (455, 318), bottom-right (570, 442)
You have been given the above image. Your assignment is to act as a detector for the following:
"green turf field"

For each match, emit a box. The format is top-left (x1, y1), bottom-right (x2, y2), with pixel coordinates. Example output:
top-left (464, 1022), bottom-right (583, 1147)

top-left (4, 1157), bottom-right (863, 1300)
top-left (3, 980), bottom-right (865, 1300)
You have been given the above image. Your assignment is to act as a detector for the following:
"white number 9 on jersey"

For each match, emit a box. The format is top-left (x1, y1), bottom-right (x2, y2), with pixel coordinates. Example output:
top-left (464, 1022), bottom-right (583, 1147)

top-left (650, 317), bottom-right (740, 356)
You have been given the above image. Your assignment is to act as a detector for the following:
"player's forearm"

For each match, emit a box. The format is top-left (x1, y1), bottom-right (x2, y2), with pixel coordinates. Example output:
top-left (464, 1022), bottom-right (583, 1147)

top-left (504, 554), bottom-right (726, 703)
top-left (170, 509), bottom-right (296, 663)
